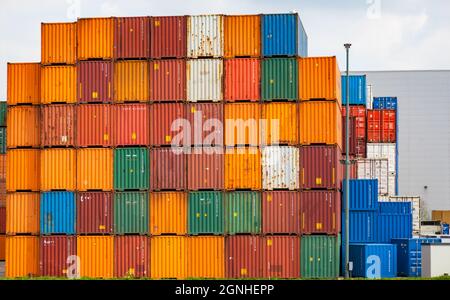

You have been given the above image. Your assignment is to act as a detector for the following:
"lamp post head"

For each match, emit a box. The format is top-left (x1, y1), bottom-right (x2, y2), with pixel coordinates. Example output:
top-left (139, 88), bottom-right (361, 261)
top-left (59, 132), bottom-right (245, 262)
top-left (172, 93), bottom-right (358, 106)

top-left (344, 43), bottom-right (352, 49)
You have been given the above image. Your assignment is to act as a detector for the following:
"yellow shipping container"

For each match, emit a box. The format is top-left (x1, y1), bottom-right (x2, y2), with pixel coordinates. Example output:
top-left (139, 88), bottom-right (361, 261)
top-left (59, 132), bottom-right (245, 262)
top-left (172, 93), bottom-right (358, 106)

top-left (225, 103), bottom-right (260, 146)
top-left (6, 106), bottom-right (40, 148)
top-left (6, 193), bottom-right (40, 235)
top-left (77, 236), bottom-right (113, 278)
top-left (40, 149), bottom-right (76, 191)
top-left (77, 148), bottom-right (113, 191)
top-left (41, 65), bottom-right (77, 104)
top-left (150, 192), bottom-right (187, 235)
top-left (41, 22), bottom-right (77, 65)
top-left (261, 102), bottom-right (298, 145)
top-left (432, 210), bottom-right (450, 224)
top-left (225, 147), bottom-right (261, 190)
top-left (188, 236), bottom-right (225, 278)
top-left (224, 15), bottom-right (261, 58)
top-left (5, 236), bottom-right (39, 278)
top-left (77, 18), bottom-right (114, 60)
top-left (151, 236), bottom-right (187, 279)
top-left (114, 61), bottom-right (149, 102)
top-left (7, 63), bottom-right (41, 105)
top-left (6, 149), bottom-right (40, 192)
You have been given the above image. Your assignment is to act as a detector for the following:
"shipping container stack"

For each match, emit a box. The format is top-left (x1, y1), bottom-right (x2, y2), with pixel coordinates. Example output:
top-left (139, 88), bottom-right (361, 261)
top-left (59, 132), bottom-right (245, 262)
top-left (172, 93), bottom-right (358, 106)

top-left (0, 101), bottom-right (6, 261)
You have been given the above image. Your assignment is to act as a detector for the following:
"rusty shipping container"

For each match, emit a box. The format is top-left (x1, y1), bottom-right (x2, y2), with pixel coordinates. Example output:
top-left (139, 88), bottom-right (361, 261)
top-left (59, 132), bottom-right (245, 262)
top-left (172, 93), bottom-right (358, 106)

top-left (151, 236), bottom-right (187, 279)
top-left (224, 58), bottom-right (260, 102)
top-left (7, 105), bottom-right (40, 148)
top-left (187, 59), bottom-right (223, 102)
top-left (261, 102), bottom-right (298, 145)
top-left (40, 149), bottom-right (76, 191)
top-left (5, 236), bottom-right (39, 278)
top-left (262, 146), bottom-right (300, 190)
top-left (41, 22), bottom-right (77, 65)
top-left (187, 15), bottom-right (223, 58)
top-left (41, 104), bottom-right (76, 147)
top-left (0, 154), bottom-right (6, 181)
top-left (41, 65), bottom-right (77, 104)
top-left (188, 236), bottom-right (225, 278)
top-left (185, 103), bottom-right (223, 146)
top-left (150, 16), bottom-right (187, 59)
top-left (40, 236), bottom-right (76, 277)
top-left (150, 192), bottom-right (187, 235)
top-left (0, 207), bottom-right (5, 234)
top-left (7, 63), bottom-right (41, 105)
top-left (187, 147), bottom-right (224, 190)
top-left (77, 192), bottom-right (113, 234)
top-left (77, 236), bottom-right (113, 278)
top-left (0, 235), bottom-right (5, 260)
top-left (225, 147), bottom-right (261, 190)
top-left (149, 59), bottom-right (186, 102)
top-left (300, 190), bottom-right (341, 235)
top-left (113, 104), bottom-right (149, 146)
top-left (77, 61), bottom-right (113, 103)
top-left (77, 104), bottom-right (112, 147)
top-left (114, 236), bottom-right (149, 278)
top-left (114, 61), bottom-right (149, 102)
top-left (262, 236), bottom-right (300, 279)
top-left (76, 148), bottom-right (113, 191)
top-left (226, 236), bottom-right (262, 278)
top-left (225, 103), bottom-right (260, 146)
top-left (151, 148), bottom-right (185, 191)
top-left (114, 17), bottom-right (150, 59)
top-left (7, 149), bottom-right (40, 192)
top-left (224, 15), bottom-right (260, 58)
top-left (77, 18), bottom-right (114, 60)
top-left (150, 103), bottom-right (185, 146)
top-left (262, 191), bottom-right (300, 234)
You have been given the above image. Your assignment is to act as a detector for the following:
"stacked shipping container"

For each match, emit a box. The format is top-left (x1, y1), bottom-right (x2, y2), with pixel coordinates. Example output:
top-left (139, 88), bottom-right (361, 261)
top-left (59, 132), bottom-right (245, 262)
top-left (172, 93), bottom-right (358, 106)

top-left (0, 102), bottom-right (6, 261)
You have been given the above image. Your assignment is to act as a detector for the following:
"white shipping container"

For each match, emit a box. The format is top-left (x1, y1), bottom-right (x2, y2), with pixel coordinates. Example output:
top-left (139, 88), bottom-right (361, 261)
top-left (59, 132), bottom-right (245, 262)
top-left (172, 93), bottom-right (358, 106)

top-left (381, 196), bottom-right (421, 235)
top-left (388, 172), bottom-right (396, 196)
top-left (367, 143), bottom-right (397, 173)
top-left (357, 158), bottom-right (389, 195)
top-left (422, 244), bottom-right (450, 278)
top-left (187, 15), bottom-right (223, 58)
top-left (187, 59), bottom-right (223, 102)
top-left (261, 146), bottom-right (299, 190)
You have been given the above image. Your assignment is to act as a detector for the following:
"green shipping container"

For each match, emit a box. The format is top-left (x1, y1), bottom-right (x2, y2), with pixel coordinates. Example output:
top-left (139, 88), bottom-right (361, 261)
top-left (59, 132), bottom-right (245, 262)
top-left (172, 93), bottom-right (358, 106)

top-left (225, 191), bottom-right (261, 234)
top-left (262, 58), bottom-right (298, 101)
top-left (188, 191), bottom-right (224, 235)
top-left (0, 102), bottom-right (6, 127)
top-left (301, 235), bottom-right (340, 279)
top-left (114, 191), bottom-right (149, 234)
top-left (0, 128), bottom-right (6, 154)
top-left (114, 147), bottom-right (149, 190)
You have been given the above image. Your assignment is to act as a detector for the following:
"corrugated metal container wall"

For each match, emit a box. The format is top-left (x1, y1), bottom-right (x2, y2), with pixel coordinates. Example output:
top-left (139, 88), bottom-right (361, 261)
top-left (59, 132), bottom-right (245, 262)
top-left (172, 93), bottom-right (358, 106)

top-left (299, 101), bottom-right (342, 148)
top-left (150, 192), bottom-right (187, 235)
top-left (40, 192), bottom-right (76, 235)
top-left (225, 147), bottom-right (261, 190)
top-left (150, 16), bottom-right (187, 59)
top-left (341, 75), bottom-right (367, 105)
top-left (187, 59), bottom-right (223, 102)
top-left (367, 143), bottom-right (397, 173)
top-left (41, 66), bottom-right (77, 104)
top-left (6, 149), bottom-right (40, 192)
top-left (187, 15), bottom-right (223, 58)
top-left (114, 236), bottom-right (149, 278)
top-left (0, 236), bottom-right (5, 261)
top-left (224, 15), bottom-right (260, 58)
top-left (41, 22), bottom-right (77, 65)
top-left (367, 109), bottom-right (396, 143)
top-left (186, 103), bottom-right (223, 146)
top-left (40, 236), bottom-right (76, 277)
top-left (376, 214), bottom-right (412, 243)
top-left (41, 104), bottom-right (76, 147)
top-left (77, 61), bottom-right (113, 103)
top-left (149, 59), bottom-right (186, 102)
top-left (262, 58), bottom-right (298, 101)
top-left (188, 236), bottom-right (225, 278)
top-left (188, 191), bottom-right (224, 235)
top-left (342, 105), bottom-right (367, 140)
top-left (0, 153), bottom-right (5, 181)
top-left (379, 202), bottom-right (411, 215)
top-left (5, 236), bottom-right (39, 278)
top-left (76, 148), bottom-right (113, 191)
top-left (349, 244), bottom-right (397, 278)
top-left (7, 63), bottom-right (41, 105)
top-left (40, 149), bottom-right (76, 191)
top-left (299, 57), bottom-right (341, 103)
top-left (6, 193), bottom-right (39, 234)
top-left (300, 190), bottom-right (341, 235)
top-left (76, 104), bottom-right (112, 147)
top-left (357, 159), bottom-right (389, 195)
top-left (114, 192), bottom-right (149, 234)
top-left (77, 18), bottom-right (114, 60)
top-left (224, 58), bottom-right (260, 102)
top-left (7, 106), bottom-right (40, 148)
top-left (77, 192), bottom-right (113, 234)
top-left (261, 102), bottom-right (298, 145)
top-left (150, 148), bottom-right (185, 191)
top-left (262, 146), bottom-right (299, 190)
top-left (113, 61), bottom-right (149, 102)
top-left (224, 103), bottom-right (260, 146)
top-left (77, 236), bottom-right (113, 278)
top-left (150, 103), bottom-right (185, 146)
top-left (262, 191), bottom-right (300, 234)
top-left (388, 196), bottom-right (420, 234)
top-left (0, 128), bottom-right (5, 154)
top-left (0, 207), bottom-right (5, 233)
top-left (344, 179), bottom-right (378, 211)
top-left (262, 236), bottom-right (300, 279)
top-left (114, 17), bottom-right (150, 59)
top-left (342, 211), bottom-right (377, 243)
top-left (225, 236), bottom-right (262, 278)
top-left (113, 104), bottom-right (149, 146)
top-left (0, 102), bottom-right (7, 127)
top-left (187, 147), bottom-right (224, 190)
top-left (300, 235), bottom-right (340, 278)
top-left (225, 192), bottom-right (261, 234)
top-left (151, 236), bottom-right (187, 279)
top-left (373, 97), bottom-right (398, 110)
top-left (114, 148), bottom-right (150, 191)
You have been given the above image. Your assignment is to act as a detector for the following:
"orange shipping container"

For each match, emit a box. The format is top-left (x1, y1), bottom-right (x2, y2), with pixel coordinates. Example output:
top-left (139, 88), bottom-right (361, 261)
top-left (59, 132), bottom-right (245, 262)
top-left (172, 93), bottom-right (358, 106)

top-left (114, 60), bottom-right (150, 102)
top-left (0, 235), bottom-right (5, 260)
top-left (151, 236), bottom-right (187, 279)
top-left (6, 193), bottom-right (40, 235)
top-left (150, 192), bottom-right (187, 235)
top-left (6, 236), bottom-right (39, 278)
top-left (7, 149), bottom-right (40, 192)
top-left (77, 236), bottom-right (113, 278)
top-left (41, 65), bottom-right (77, 104)
top-left (41, 22), bottom-right (77, 65)
top-left (40, 149), bottom-right (76, 191)
top-left (224, 15), bottom-right (260, 58)
top-left (7, 106), bottom-right (40, 148)
top-left (261, 102), bottom-right (298, 145)
top-left (77, 148), bottom-right (113, 191)
top-left (225, 103), bottom-right (260, 146)
top-left (188, 236), bottom-right (225, 278)
top-left (300, 101), bottom-right (342, 149)
top-left (77, 18), bottom-right (114, 60)
top-left (7, 63), bottom-right (41, 105)
top-left (225, 147), bottom-right (261, 190)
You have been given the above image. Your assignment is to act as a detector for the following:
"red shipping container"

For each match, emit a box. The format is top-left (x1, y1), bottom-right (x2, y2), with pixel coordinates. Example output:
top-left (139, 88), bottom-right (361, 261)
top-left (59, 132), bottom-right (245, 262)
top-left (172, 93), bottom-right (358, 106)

top-left (224, 58), bottom-right (260, 101)
top-left (185, 103), bottom-right (223, 146)
top-left (0, 207), bottom-right (5, 233)
top-left (41, 104), bottom-right (76, 147)
top-left (114, 236), bottom-right (149, 278)
top-left (356, 138), bottom-right (366, 158)
top-left (77, 61), bottom-right (113, 103)
top-left (300, 145), bottom-right (343, 190)
top-left (300, 190), bottom-right (341, 235)
top-left (151, 148), bottom-right (186, 191)
top-left (187, 147), bottom-right (224, 190)
top-left (226, 236), bottom-right (262, 278)
top-left (150, 16), bottom-right (187, 59)
top-left (76, 192), bottom-right (113, 234)
top-left (262, 191), bottom-right (299, 234)
top-left (342, 105), bottom-right (366, 139)
top-left (262, 236), bottom-right (300, 279)
top-left (341, 116), bottom-right (357, 156)
top-left (367, 110), bottom-right (381, 142)
top-left (113, 104), bottom-right (149, 146)
top-left (150, 103), bottom-right (185, 146)
top-left (114, 17), bottom-right (150, 59)
top-left (381, 110), bottom-right (396, 142)
top-left (149, 59), bottom-right (186, 102)
top-left (367, 109), bottom-right (396, 143)
top-left (40, 236), bottom-right (77, 277)
top-left (77, 104), bottom-right (113, 147)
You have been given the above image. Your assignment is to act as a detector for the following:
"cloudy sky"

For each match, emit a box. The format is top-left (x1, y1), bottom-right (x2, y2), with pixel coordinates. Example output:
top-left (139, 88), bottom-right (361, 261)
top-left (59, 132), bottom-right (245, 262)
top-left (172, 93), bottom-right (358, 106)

top-left (1, 0), bottom-right (449, 99)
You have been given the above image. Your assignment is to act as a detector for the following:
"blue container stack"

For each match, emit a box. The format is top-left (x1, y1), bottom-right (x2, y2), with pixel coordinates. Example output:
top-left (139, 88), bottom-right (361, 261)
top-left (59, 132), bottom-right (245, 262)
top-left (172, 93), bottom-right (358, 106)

top-left (341, 75), bottom-right (367, 106)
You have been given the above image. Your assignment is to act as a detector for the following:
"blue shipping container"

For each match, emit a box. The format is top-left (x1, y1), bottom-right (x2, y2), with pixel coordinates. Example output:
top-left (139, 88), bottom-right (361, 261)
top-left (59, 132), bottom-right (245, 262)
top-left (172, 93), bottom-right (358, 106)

top-left (373, 97), bottom-right (398, 110)
top-left (343, 179), bottom-right (378, 211)
top-left (376, 214), bottom-right (412, 243)
top-left (40, 192), bottom-right (76, 235)
top-left (341, 75), bottom-right (367, 105)
top-left (342, 211), bottom-right (377, 243)
top-left (378, 202), bottom-right (411, 215)
top-left (391, 238), bottom-right (441, 277)
top-left (262, 13), bottom-right (308, 57)
top-left (349, 244), bottom-right (397, 278)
